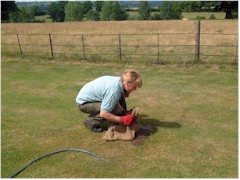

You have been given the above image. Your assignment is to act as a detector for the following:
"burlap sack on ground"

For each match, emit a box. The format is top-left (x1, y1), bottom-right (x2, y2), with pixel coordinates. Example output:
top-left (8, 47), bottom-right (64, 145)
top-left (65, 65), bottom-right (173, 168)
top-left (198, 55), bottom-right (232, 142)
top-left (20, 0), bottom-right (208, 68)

top-left (103, 107), bottom-right (141, 141)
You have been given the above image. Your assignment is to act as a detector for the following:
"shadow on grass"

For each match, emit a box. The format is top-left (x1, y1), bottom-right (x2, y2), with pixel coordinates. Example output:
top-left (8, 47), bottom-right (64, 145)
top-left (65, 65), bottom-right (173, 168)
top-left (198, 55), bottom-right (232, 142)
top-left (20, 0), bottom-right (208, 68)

top-left (132, 114), bottom-right (181, 145)
top-left (140, 114), bottom-right (182, 129)
top-left (138, 114), bottom-right (181, 137)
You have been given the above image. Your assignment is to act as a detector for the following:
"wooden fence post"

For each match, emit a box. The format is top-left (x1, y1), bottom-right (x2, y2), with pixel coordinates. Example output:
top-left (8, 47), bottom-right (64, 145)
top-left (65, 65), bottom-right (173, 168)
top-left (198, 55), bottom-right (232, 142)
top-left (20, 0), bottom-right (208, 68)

top-left (119, 34), bottom-right (122, 60)
top-left (157, 33), bottom-right (161, 64)
top-left (17, 34), bottom-right (22, 55)
top-left (236, 46), bottom-right (238, 64)
top-left (49, 33), bottom-right (54, 59)
top-left (81, 34), bottom-right (86, 60)
top-left (195, 20), bottom-right (201, 62)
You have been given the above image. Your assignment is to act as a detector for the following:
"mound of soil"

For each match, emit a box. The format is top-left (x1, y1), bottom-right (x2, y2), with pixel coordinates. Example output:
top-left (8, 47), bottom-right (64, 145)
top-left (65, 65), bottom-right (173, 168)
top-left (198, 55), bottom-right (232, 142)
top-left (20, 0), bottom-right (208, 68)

top-left (132, 125), bottom-right (157, 146)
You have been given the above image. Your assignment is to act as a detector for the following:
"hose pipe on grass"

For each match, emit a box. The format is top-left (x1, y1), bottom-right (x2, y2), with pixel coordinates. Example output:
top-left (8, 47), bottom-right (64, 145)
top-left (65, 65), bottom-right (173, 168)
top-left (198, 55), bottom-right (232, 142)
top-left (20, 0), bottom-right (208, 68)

top-left (9, 148), bottom-right (102, 178)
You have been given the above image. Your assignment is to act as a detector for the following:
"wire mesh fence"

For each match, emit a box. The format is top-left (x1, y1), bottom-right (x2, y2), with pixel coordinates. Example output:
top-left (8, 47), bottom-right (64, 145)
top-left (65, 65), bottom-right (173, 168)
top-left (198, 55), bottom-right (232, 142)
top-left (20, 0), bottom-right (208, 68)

top-left (1, 22), bottom-right (238, 64)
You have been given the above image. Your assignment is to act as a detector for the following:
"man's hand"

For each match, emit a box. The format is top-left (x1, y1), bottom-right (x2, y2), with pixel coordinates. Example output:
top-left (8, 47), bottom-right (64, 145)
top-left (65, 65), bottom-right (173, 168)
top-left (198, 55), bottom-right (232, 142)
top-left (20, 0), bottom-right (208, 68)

top-left (120, 114), bottom-right (135, 126)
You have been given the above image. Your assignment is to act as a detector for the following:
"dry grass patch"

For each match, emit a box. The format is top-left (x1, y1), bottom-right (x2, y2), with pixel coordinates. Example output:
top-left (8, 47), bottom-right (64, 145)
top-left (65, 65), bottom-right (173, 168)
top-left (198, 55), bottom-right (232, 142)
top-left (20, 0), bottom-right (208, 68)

top-left (2, 20), bottom-right (237, 35)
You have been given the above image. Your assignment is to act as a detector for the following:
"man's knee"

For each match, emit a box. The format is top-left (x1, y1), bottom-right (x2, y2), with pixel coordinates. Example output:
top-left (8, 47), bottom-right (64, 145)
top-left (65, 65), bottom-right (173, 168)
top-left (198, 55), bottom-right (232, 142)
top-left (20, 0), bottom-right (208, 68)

top-left (78, 102), bottom-right (101, 114)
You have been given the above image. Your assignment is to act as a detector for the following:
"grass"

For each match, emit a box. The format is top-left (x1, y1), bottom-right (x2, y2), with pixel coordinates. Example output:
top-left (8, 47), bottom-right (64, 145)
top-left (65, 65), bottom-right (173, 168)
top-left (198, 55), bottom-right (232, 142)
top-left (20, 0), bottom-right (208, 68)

top-left (35, 15), bottom-right (53, 22)
top-left (182, 12), bottom-right (226, 20)
top-left (128, 11), bottom-right (226, 20)
top-left (35, 12), bottom-right (227, 21)
top-left (2, 19), bottom-right (237, 35)
top-left (1, 58), bottom-right (238, 178)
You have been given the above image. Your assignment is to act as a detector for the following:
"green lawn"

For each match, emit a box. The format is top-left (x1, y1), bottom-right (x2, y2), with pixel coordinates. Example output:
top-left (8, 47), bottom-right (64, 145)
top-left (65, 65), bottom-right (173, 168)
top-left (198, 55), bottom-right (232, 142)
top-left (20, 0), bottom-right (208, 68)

top-left (182, 12), bottom-right (226, 20)
top-left (1, 59), bottom-right (238, 178)
top-left (35, 15), bottom-right (53, 22)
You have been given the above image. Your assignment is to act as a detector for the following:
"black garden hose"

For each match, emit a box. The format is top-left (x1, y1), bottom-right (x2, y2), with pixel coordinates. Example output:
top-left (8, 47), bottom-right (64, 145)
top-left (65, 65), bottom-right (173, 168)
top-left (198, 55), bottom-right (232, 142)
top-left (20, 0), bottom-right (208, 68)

top-left (9, 148), bottom-right (102, 178)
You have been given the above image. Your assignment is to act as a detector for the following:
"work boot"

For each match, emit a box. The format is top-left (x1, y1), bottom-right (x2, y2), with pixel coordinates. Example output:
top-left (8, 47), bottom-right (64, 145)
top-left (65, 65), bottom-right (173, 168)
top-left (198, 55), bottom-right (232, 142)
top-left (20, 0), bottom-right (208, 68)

top-left (83, 120), bottom-right (103, 133)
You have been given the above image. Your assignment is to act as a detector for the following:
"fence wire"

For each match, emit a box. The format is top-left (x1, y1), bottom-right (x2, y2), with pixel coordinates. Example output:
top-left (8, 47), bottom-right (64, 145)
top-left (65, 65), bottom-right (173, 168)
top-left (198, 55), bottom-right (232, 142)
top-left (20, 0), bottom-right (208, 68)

top-left (1, 31), bottom-right (238, 64)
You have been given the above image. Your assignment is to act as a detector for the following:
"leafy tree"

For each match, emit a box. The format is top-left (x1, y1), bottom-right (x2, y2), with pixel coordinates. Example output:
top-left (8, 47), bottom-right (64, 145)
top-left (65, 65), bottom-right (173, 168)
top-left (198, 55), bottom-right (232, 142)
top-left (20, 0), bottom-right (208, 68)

top-left (1, 1), bottom-right (19, 22)
top-left (179, 1), bottom-right (238, 19)
top-left (100, 1), bottom-right (128, 21)
top-left (201, 1), bottom-right (219, 11)
top-left (95, 1), bottom-right (104, 12)
top-left (139, 1), bottom-right (151, 20)
top-left (22, 7), bottom-right (35, 22)
top-left (83, 1), bottom-right (93, 14)
top-left (29, 5), bottom-right (41, 16)
top-left (48, 2), bottom-right (67, 22)
top-left (215, 1), bottom-right (238, 19)
top-left (85, 9), bottom-right (100, 21)
top-left (9, 6), bottom-right (36, 22)
top-left (150, 13), bottom-right (161, 20)
top-left (180, 1), bottom-right (202, 12)
top-left (159, 1), bottom-right (182, 20)
top-left (8, 11), bottom-right (20, 22)
top-left (65, 2), bottom-right (85, 21)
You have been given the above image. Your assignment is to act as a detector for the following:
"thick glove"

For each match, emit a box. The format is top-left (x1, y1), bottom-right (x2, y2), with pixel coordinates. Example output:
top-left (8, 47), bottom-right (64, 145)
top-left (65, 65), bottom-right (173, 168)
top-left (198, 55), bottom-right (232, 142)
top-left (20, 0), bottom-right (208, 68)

top-left (120, 114), bottom-right (135, 126)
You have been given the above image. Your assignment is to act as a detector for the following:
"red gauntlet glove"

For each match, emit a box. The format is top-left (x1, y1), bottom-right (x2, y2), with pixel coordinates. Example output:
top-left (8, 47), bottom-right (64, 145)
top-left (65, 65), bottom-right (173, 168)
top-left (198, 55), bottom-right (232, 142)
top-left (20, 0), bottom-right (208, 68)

top-left (120, 114), bottom-right (135, 126)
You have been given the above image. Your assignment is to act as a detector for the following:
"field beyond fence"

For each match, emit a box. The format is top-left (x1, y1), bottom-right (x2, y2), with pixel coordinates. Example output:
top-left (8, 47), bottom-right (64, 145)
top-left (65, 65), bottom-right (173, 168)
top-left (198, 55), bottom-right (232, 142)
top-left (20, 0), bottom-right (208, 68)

top-left (1, 20), bottom-right (238, 64)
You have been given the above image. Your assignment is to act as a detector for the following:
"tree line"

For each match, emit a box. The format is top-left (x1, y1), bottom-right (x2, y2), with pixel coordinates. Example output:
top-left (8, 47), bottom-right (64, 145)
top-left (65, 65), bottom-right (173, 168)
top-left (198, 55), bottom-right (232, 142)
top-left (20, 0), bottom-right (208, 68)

top-left (1, 1), bottom-right (238, 23)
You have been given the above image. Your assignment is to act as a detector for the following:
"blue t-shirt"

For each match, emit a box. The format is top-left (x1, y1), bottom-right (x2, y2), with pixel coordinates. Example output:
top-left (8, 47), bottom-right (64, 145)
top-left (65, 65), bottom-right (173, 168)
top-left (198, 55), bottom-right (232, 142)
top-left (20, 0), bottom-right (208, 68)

top-left (76, 76), bottom-right (124, 112)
